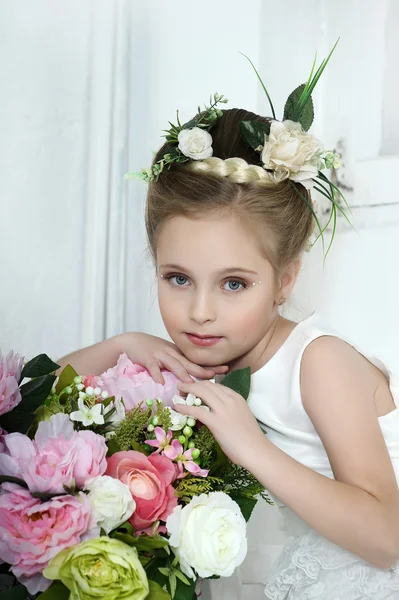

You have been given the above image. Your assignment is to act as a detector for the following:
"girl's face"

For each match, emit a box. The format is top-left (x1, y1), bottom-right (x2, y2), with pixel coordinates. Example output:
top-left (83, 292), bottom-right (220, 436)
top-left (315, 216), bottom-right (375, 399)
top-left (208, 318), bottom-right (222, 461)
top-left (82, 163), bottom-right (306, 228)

top-left (157, 213), bottom-right (290, 370)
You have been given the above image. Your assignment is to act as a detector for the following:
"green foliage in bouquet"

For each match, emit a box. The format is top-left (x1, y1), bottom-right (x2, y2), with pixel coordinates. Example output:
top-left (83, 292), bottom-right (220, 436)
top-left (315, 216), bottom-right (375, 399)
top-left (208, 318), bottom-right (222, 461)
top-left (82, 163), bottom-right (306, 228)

top-left (0, 354), bottom-right (59, 435)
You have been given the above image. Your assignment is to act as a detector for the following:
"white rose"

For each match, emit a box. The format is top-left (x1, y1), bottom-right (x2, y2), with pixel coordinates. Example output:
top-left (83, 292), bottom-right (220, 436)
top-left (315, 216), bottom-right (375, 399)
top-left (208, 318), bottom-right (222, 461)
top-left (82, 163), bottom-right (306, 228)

top-left (178, 127), bottom-right (213, 160)
top-left (261, 120), bottom-right (322, 189)
top-left (166, 492), bottom-right (247, 579)
top-left (85, 475), bottom-right (136, 533)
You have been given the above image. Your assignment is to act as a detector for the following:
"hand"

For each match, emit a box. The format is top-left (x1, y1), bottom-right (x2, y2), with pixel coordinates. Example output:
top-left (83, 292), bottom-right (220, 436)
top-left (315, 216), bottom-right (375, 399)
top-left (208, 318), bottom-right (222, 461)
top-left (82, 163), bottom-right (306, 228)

top-left (175, 381), bottom-right (267, 468)
top-left (119, 333), bottom-right (228, 385)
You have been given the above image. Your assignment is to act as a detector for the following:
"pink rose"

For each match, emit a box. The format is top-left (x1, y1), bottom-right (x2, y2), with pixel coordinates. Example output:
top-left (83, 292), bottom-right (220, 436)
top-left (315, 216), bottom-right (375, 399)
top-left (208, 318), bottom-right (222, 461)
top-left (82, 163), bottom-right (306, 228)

top-left (0, 350), bottom-right (24, 416)
top-left (97, 354), bottom-right (180, 411)
top-left (106, 450), bottom-right (178, 533)
top-left (0, 482), bottom-right (98, 594)
top-left (0, 413), bottom-right (107, 494)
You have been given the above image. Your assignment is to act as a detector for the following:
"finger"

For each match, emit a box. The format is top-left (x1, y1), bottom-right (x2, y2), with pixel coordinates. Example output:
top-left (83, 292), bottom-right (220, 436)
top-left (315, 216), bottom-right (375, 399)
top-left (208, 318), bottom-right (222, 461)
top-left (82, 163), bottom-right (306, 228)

top-left (211, 366), bottom-right (229, 374)
top-left (176, 359), bottom-right (217, 380)
top-left (156, 354), bottom-right (194, 383)
top-left (147, 361), bottom-right (165, 385)
top-left (172, 355), bottom-right (228, 380)
top-left (177, 381), bottom-right (223, 409)
top-left (173, 403), bottom-right (212, 425)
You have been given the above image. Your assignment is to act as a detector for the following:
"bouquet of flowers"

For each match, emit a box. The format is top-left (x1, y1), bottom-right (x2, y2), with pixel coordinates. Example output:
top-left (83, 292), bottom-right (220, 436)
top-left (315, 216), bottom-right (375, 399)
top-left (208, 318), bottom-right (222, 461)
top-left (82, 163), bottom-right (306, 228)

top-left (0, 349), bottom-right (269, 600)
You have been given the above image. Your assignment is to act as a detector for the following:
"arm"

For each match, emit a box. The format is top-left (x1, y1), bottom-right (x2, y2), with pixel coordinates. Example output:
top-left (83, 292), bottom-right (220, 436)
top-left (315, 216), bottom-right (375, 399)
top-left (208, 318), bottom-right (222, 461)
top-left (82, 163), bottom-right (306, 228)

top-left (245, 337), bottom-right (399, 568)
top-left (57, 332), bottom-right (228, 383)
top-left (56, 334), bottom-right (124, 376)
top-left (175, 337), bottom-right (399, 568)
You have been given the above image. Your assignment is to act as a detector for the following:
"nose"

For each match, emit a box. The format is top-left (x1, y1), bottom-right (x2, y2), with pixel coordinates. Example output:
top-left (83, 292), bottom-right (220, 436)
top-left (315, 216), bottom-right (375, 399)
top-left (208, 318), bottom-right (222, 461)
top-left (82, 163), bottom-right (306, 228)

top-left (188, 289), bottom-right (216, 325)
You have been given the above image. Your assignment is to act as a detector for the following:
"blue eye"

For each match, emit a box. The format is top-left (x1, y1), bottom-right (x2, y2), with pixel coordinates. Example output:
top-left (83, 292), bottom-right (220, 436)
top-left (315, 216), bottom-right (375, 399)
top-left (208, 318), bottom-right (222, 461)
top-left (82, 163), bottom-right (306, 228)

top-left (224, 280), bottom-right (245, 292)
top-left (165, 275), bottom-right (189, 287)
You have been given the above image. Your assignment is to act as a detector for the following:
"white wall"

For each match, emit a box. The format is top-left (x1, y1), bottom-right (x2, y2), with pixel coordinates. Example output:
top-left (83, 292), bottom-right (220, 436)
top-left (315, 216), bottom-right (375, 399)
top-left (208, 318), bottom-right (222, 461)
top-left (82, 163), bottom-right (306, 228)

top-left (0, 1), bottom-right (91, 358)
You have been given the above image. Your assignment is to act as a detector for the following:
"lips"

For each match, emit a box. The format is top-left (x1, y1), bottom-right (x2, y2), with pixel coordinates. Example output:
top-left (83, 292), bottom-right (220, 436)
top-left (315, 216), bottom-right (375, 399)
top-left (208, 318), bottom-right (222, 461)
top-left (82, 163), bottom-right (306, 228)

top-left (185, 333), bottom-right (222, 347)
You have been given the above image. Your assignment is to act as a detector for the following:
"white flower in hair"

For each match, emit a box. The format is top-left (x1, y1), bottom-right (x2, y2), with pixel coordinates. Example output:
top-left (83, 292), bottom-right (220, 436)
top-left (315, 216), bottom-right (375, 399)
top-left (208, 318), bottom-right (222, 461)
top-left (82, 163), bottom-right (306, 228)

top-left (178, 127), bottom-right (213, 160)
top-left (261, 120), bottom-right (322, 189)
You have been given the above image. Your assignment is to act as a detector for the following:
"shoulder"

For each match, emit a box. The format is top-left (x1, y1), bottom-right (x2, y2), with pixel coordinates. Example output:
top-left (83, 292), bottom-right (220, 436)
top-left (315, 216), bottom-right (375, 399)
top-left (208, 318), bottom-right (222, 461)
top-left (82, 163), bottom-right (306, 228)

top-left (300, 335), bottom-right (380, 416)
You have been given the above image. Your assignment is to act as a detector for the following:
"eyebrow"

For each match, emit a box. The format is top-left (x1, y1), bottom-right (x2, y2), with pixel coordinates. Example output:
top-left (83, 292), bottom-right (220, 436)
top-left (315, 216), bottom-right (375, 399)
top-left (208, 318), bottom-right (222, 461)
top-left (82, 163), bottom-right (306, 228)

top-left (159, 264), bottom-right (259, 276)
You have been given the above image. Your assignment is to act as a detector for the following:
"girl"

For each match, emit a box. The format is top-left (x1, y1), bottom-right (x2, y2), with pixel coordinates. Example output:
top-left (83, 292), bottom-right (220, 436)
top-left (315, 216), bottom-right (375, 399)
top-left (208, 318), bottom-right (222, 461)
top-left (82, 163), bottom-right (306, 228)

top-left (59, 74), bottom-right (399, 598)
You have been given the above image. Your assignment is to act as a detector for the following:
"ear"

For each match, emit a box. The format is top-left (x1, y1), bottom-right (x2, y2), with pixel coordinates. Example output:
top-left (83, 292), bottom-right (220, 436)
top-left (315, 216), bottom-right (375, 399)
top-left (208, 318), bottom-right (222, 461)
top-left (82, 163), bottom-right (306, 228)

top-left (277, 258), bottom-right (302, 302)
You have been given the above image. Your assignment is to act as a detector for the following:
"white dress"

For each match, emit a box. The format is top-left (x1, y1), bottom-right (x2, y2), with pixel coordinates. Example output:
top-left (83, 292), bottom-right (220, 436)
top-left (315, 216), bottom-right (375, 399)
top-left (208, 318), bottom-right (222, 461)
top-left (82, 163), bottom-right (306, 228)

top-left (212, 313), bottom-right (399, 600)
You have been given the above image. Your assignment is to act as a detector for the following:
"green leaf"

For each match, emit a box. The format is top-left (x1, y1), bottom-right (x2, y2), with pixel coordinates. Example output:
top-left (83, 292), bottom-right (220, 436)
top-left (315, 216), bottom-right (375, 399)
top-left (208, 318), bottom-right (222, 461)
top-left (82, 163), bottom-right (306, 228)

top-left (288, 180), bottom-right (325, 257)
top-left (146, 580), bottom-right (171, 600)
top-left (131, 440), bottom-right (149, 454)
top-left (20, 354), bottom-right (59, 381)
top-left (20, 374), bottom-right (56, 413)
top-left (229, 493), bottom-right (257, 521)
top-left (209, 442), bottom-right (229, 477)
top-left (106, 437), bottom-right (121, 457)
top-left (56, 364), bottom-right (79, 394)
top-left (173, 570), bottom-right (191, 586)
top-left (283, 84), bottom-right (314, 131)
top-left (37, 581), bottom-right (70, 600)
top-left (173, 576), bottom-right (196, 600)
top-left (290, 40), bottom-right (339, 124)
top-left (116, 521), bottom-right (134, 535)
top-left (239, 52), bottom-right (276, 119)
top-left (111, 531), bottom-right (169, 552)
top-left (239, 121), bottom-right (270, 151)
top-left (145, 559), bottom-right (168, 589)
top-left (0, 585), bottom-right (29, 600)
top-left (220, 367), bottom-right (251, 400)
top-left (0, 409), bottom-right (34, 434)
top-left (169, 571), bottom-right (177, 598)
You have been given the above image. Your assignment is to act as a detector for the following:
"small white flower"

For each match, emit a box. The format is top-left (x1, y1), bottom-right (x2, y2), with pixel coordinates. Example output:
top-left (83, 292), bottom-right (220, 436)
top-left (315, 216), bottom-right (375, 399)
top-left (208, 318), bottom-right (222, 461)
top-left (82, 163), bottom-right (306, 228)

top-left (85, 475), bottom-right (136, 533)
top-left (70, 397), bottom-right (104, 427)
top-left (94, 387), bottom-right (102, 396)
top-left (178, 127), bottom-right (213, 160)
top-left (166, 407), bottom-right (188, 431)
top-left (166, 492), bottom-right (247, 579)
top-left (173, 393), bottom-right (197, 407)
top-left (173, 393), bottom-right (210, 412)
top-left (85, 386), bottom-right (95, 397)
top-left (104, 397), bottom-right (126, 427)
top-left (101, 390), bottom-right (109, 399)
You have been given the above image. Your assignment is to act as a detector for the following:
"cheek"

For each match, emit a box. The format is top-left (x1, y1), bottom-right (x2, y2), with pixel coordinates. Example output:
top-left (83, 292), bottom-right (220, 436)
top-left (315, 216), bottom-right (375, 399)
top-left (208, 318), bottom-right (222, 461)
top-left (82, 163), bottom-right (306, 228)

top-left (227, 296), bottom-right (271, 337)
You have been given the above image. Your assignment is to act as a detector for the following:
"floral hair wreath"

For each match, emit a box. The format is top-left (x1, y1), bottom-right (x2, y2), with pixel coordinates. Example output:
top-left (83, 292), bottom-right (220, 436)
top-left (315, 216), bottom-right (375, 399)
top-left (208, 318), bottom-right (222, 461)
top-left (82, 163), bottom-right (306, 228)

top-left (127, 41), bottom-right (352, 255)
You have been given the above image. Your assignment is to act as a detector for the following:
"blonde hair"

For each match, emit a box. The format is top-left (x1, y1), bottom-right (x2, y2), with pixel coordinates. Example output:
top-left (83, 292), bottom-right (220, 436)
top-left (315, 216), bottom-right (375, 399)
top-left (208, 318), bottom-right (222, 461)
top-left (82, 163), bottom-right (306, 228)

top-left (146, 108), bottom-right (314, 273)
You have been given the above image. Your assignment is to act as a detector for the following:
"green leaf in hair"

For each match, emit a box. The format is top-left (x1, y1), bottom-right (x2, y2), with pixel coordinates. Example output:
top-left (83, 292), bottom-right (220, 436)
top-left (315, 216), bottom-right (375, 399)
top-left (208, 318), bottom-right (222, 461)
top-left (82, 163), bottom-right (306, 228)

top-left (283, 84), bottom-right (314, 130)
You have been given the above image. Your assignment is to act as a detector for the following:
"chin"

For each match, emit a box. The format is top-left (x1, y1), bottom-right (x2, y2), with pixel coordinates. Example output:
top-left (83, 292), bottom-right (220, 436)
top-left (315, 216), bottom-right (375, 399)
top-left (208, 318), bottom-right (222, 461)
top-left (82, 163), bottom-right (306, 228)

top-left (180, 343), bottom-right (237, 369)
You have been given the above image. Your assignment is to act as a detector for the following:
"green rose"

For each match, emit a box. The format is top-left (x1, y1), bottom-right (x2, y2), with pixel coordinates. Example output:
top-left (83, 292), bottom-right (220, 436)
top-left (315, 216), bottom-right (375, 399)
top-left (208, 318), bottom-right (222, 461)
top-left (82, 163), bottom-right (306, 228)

top-left (43, 537), bottom-right (149, 600)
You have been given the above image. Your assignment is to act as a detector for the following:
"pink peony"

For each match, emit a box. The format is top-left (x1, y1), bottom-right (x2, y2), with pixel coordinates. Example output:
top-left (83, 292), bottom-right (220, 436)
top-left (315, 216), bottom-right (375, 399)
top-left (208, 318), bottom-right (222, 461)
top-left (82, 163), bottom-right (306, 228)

top-left (0, 350), bottom-right (24, 416)
top-left (0, 413), bottom-right (107, 494)
top-left (97, 354), bottom-right (181, 411)
top-left (72, 429), bottom-right (109, 488)
top-left (106, 450), bottom-right (178, 533)
top-left (0, 482), bottom-right (98, 594)
top-left (0, 426), bottom-right (7, 453)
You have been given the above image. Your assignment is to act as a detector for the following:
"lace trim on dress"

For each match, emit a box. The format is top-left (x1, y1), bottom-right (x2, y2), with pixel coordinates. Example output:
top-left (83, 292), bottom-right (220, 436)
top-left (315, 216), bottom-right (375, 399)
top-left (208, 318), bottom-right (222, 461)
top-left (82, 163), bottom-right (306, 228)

top-left (264, 530), bottom-right (399, 600)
